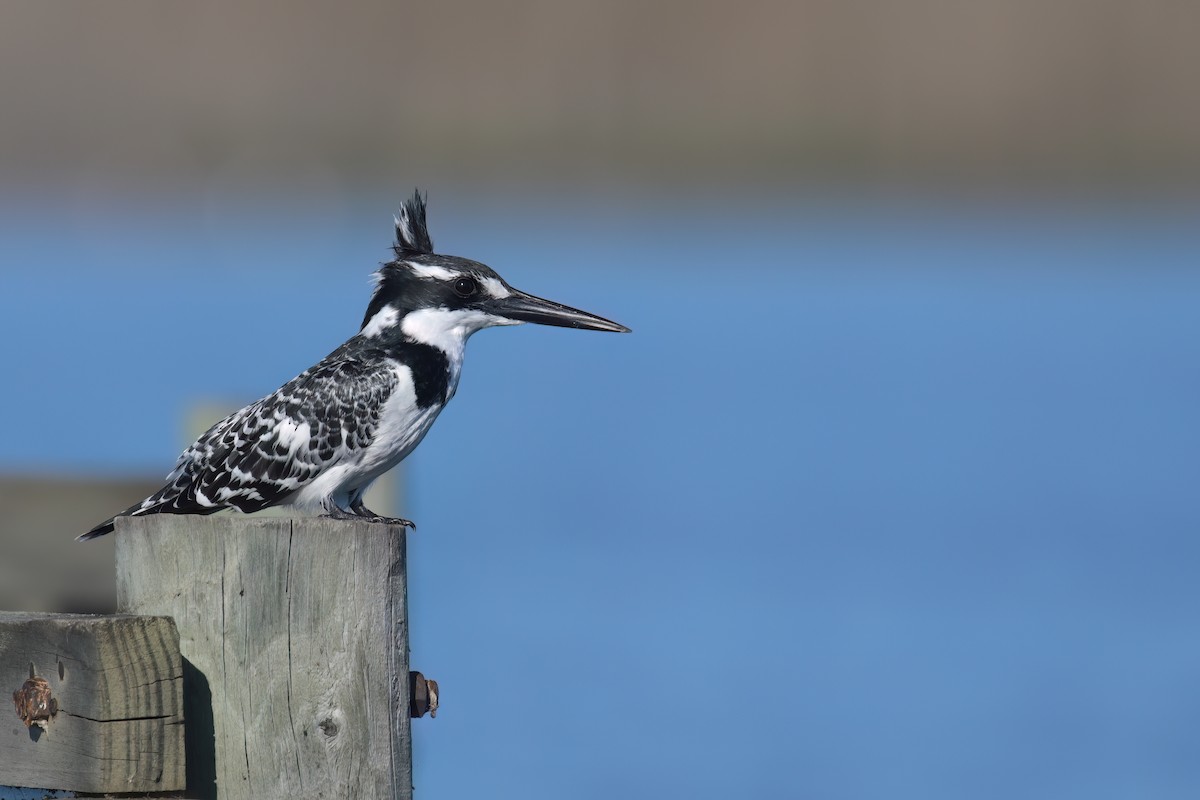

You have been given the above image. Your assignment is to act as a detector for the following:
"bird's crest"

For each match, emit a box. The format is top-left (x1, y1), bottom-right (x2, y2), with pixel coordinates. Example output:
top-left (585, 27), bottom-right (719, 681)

top-left (393, 190), bottom-right (434, 255)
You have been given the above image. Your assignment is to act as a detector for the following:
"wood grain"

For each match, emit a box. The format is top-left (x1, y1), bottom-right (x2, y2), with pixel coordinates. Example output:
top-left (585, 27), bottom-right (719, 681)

top-left (0, 611), bottom-right (184, 793)
top-left (116, 515), bottom-right (411, 800)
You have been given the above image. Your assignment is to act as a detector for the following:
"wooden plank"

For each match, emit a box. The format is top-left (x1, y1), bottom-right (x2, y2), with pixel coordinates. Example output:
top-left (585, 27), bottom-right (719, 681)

top-left (116, 516), bottom-right (412, 800)
top-left (0, 612), bottom-right (184, 794)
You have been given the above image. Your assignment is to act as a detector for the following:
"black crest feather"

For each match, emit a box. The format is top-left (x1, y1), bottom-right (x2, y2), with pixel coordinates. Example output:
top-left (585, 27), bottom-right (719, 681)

top-left (394, 189), bottom-right (434, 255)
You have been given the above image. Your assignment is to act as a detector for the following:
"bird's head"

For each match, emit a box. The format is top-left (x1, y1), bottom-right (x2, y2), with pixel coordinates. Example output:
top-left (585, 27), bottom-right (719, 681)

top-left (360, 191), bottom-right (629, 351)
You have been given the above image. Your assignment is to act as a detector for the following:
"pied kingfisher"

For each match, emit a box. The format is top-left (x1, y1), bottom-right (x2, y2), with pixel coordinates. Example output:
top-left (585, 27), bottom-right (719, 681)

top-left (80, 191), bottom-right (629, 540)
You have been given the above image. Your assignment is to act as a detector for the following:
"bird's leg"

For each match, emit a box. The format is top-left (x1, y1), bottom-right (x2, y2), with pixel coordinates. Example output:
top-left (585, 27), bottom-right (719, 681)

top-left (348, 493), bottom-right (416, 530)
top-left (320, 496), bottom-right (358, 521)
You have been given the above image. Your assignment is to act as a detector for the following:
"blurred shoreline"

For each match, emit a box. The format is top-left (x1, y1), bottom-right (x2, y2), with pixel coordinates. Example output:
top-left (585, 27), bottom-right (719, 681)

top-left (2, 1), bottom-right (1199, 193)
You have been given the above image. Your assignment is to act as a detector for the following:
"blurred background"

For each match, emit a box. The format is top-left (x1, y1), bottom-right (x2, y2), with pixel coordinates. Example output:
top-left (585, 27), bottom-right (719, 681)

top-left (1, 2), bottom-right (1199, 798)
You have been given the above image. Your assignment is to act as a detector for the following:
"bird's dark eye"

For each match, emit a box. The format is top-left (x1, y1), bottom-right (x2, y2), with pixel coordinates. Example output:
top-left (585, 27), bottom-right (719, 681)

top-left (453, 276), bottom-right (479, 298)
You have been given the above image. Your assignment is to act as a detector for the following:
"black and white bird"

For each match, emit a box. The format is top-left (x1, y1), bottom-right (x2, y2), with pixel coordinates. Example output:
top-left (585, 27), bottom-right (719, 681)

top-left (80, 191), bottom-right (628, 540)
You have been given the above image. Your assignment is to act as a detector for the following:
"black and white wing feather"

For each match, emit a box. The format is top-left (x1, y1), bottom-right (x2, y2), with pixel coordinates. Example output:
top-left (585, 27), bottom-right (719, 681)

top-left (79, 350), bottom-right (400, 539)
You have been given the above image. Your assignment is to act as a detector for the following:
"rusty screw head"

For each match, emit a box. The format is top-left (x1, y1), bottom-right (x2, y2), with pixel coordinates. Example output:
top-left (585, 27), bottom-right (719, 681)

top-left (12, 677), bottom-right (58, 730)
top-left (409, 671), bottom-right (439, 719)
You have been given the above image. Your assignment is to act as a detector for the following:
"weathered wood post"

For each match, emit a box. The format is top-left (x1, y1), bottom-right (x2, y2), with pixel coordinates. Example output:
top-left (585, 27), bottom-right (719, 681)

top-left (116, 515), bottom-right (412, 800)
top-left (0, 612), bottom-right (185, 794)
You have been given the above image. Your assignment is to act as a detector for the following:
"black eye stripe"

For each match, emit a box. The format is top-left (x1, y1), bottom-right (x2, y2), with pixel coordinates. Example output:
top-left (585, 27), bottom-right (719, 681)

top-left (453, 277), bottom-right (479, 298)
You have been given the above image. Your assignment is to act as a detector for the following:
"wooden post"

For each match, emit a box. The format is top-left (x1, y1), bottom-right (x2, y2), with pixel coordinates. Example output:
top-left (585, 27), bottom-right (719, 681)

top-left (0, 612), bottom-right (184, 793)
top-left (115, 516), bottom-right (412, 800)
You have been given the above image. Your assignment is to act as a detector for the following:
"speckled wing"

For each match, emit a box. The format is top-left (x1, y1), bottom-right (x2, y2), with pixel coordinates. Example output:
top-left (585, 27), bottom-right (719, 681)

top-left (107, 353), bottom-right (399, 526)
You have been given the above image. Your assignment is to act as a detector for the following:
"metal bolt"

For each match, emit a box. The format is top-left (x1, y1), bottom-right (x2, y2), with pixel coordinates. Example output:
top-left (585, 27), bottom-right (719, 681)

top-left (409, 671), bottom-right (439, 719)
top-left (12, 676), bottom-right (58, 730)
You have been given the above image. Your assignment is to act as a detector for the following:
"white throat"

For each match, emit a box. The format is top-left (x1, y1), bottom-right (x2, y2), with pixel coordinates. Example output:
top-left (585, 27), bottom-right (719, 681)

top-left (400, 307), bottom-right (520, 359)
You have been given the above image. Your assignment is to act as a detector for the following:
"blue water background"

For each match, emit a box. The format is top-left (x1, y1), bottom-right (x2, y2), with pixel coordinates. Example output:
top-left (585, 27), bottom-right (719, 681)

top-left (2, 189), bottom-right (1198, 798)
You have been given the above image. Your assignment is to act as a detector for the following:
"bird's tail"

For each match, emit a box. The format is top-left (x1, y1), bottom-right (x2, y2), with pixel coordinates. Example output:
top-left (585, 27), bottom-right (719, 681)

top-left (78, 499), bottom-right (151, 540)
top-left (77, 498), bottom-right (221, 541)
top-left (78, 516), bottom-right (119, 541)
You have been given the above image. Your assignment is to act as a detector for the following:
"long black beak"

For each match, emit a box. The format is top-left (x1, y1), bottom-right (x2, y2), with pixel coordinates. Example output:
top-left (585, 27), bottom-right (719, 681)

top-left (493, 289), bottom-right (631, 333)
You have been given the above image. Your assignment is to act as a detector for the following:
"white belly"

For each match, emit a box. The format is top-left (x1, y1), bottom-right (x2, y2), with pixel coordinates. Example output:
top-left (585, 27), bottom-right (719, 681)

top-left (286, 359), bottom-right (454, 510)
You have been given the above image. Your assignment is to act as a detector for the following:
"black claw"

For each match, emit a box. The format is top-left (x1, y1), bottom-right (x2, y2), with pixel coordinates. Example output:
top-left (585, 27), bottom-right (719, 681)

top-left (370, 516), bottom-right (416, 530)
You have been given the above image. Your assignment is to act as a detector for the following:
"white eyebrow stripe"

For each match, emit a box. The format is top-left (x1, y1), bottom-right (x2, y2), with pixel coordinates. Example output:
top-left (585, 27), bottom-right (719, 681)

top-left (481, 277), bottom-right (511, 298)
top-left (407, 262), bottom-right (457, 281)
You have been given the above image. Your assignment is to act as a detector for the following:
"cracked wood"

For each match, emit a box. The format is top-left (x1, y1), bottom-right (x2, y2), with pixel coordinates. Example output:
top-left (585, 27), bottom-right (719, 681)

top-left (0, 612), bottom-right (184, 793)
top-left (116, 515), bottom-right (412, 800)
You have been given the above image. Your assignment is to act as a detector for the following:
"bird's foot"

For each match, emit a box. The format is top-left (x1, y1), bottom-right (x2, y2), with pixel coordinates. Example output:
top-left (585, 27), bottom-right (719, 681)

top-left (321, 507), bottom-right (414, 529)
top-left (348, 497), bottom-right (415, 529)
top-left (365, 515), bottom-right (416, 529)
